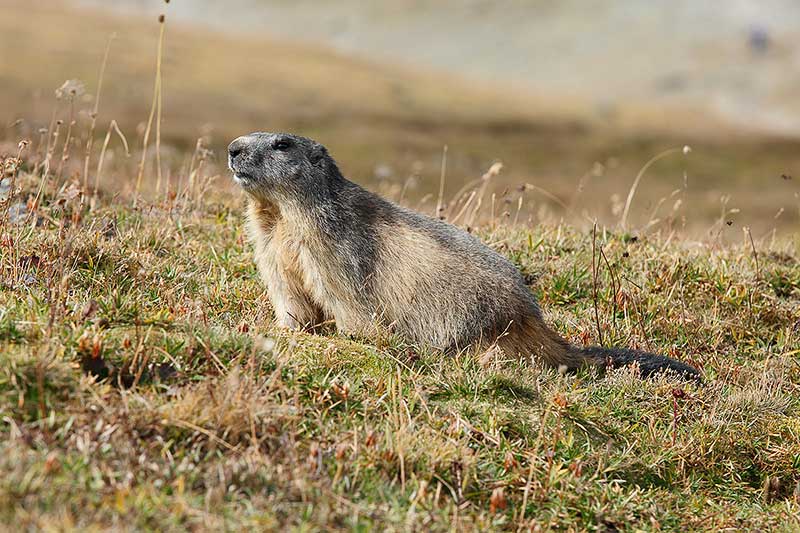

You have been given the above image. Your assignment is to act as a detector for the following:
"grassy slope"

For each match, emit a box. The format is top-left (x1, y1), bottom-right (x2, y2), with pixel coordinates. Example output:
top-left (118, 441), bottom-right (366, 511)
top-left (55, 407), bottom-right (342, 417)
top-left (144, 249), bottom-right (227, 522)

top-left (1, 165), bottom-right (799, 530)
top-left (1, 2), bottom-right (799, 529)
top-left (2, 1), bottom-right (800, 234)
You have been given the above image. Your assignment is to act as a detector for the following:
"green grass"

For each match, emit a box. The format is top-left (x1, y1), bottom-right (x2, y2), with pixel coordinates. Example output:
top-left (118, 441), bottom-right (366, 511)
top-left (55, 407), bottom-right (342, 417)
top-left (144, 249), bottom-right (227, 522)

top-left (1, 163), bottom-right (799, 530)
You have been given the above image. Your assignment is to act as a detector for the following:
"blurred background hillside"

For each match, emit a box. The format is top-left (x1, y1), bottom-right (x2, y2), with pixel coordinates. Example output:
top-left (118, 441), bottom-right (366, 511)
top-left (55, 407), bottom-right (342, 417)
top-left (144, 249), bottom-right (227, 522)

top-left (81, 0), bottom-right (800, 137)
top-left (2, 0), bottom-right (799, 235)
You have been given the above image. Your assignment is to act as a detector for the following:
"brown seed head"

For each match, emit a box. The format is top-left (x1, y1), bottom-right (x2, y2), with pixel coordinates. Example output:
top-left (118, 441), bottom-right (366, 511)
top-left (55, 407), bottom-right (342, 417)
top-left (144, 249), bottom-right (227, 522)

top-left (489, 487), bottom-right (507, 513)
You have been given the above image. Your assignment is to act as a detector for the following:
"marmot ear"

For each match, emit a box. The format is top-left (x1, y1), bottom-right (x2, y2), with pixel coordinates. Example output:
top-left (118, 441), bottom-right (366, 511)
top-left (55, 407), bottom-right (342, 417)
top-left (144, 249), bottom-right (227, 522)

top-left (309, 143), bottom-right (328, 165)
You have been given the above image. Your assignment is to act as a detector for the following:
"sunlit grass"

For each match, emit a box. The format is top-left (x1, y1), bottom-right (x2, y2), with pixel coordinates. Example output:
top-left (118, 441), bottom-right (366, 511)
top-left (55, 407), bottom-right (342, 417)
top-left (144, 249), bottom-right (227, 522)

top-left (1, 160), bottom-right (798, 528)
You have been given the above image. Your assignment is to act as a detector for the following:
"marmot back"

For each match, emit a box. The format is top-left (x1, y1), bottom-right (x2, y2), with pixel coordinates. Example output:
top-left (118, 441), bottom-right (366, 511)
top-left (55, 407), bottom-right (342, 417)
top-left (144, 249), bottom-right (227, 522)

top-left (228, 131), bottom-right (700, 380)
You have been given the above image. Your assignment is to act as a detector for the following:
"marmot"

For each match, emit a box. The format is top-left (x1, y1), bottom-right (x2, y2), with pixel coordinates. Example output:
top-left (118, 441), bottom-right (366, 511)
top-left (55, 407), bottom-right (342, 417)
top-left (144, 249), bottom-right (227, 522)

top-left (228, 132), bottom-right (700, 380)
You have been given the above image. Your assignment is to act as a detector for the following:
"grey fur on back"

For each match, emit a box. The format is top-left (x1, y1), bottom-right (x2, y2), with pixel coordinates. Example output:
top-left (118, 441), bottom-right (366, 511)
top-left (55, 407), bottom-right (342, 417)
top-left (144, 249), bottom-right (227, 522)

top-left (229, 132), bottom-right (700, 380)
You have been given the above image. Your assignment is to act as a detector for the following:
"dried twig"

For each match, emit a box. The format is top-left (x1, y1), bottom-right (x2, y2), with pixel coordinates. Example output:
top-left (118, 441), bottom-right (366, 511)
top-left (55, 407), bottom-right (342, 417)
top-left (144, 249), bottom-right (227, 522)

top-left (591, 223), bottom-right (604, 345)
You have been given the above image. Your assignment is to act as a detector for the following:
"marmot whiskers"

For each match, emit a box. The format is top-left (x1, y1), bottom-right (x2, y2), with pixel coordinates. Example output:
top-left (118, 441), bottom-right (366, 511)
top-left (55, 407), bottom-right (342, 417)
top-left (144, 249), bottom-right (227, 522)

top-left (228, 132), bottom-right (700, 380)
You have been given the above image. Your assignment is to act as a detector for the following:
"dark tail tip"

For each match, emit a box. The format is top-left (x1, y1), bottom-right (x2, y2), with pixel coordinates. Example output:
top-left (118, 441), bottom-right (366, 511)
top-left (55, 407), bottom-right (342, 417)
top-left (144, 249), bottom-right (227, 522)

top-left (578, 346), bottom-right (702, 382)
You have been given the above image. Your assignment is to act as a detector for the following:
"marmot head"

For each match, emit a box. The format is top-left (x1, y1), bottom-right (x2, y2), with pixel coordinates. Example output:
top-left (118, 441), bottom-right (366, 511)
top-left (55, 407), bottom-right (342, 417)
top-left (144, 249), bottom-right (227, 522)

top-left (228, 132), bottom-right (339, 201)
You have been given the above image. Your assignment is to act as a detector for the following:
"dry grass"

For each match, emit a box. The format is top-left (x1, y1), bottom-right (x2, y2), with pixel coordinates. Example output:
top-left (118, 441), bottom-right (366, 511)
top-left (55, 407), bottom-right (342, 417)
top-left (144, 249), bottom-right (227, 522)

top-left (1, 115), bottom-right (799, 529)
top-left (2, 0), bottom-right (800, 234)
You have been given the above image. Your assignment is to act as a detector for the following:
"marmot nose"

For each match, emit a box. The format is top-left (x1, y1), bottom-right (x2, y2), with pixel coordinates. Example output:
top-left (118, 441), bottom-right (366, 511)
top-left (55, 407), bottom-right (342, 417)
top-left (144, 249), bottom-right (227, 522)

top-left (228, 136), bottom-right (250, 162)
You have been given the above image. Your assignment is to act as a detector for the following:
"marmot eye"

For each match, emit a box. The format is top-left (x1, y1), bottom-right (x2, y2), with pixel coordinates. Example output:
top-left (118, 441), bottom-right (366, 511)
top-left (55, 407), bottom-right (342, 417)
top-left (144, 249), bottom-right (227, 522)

top-left (273, 140), bottom-right (292, 151)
